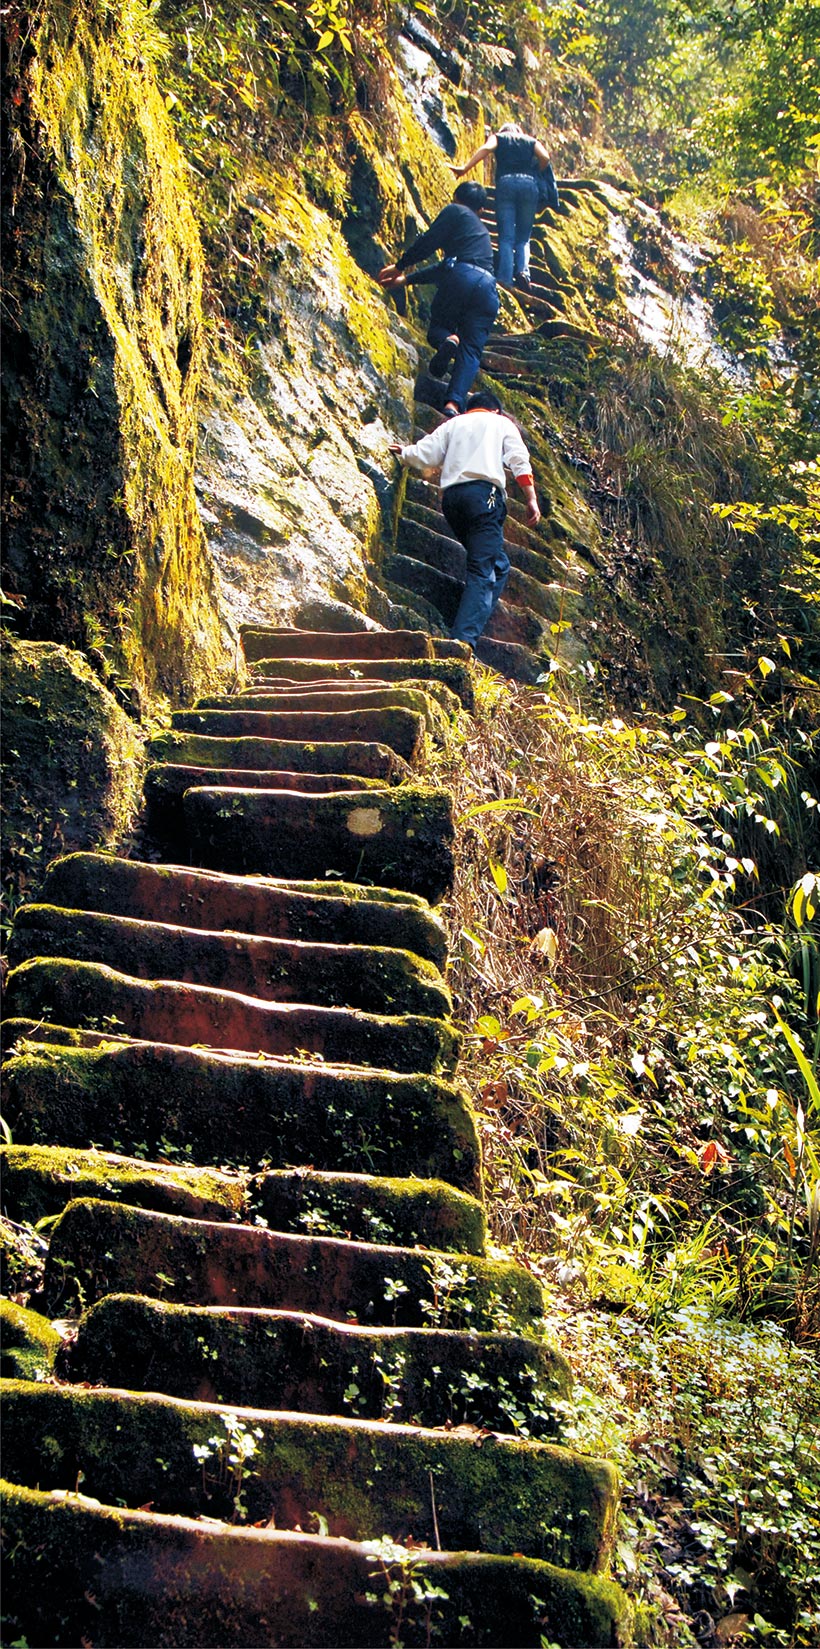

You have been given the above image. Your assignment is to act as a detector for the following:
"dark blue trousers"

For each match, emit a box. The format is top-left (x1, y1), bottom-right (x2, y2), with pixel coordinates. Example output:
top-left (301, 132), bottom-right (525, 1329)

top-left (442, 480), bottom-right (510, 647)
top-left (427, 263), bottom-right (499, 410)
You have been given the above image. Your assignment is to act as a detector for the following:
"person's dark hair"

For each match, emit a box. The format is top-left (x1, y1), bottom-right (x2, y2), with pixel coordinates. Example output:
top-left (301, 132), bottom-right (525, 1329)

top-left (466, 390), bottom-right (502, 413)
top-left (454, 180), bottom-right (487, 212)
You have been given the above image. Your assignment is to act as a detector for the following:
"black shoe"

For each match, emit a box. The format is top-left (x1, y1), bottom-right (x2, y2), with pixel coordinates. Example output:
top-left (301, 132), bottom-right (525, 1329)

top-left (428, 339), bottom-right (458, 378)
top-left (514, 272), bottom-right (532, 292)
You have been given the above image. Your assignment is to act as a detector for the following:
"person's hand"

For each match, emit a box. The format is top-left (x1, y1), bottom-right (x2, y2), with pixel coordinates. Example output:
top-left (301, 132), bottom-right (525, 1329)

top-left (447, 163), bottom-right (465, 176)
top-left (526, 498), bottom-right (541, 526)
top-left (377, 264), bottom-right (405, 288)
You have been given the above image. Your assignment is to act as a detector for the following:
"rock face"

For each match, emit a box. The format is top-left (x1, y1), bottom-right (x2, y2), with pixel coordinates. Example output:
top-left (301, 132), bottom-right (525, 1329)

top-left (0, 625), bottom-right (630, 1647)
top-left (1, 0), bottom-right (230, 702)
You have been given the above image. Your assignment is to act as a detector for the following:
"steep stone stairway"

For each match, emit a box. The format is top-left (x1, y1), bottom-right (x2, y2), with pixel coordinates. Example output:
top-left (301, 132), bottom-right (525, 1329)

top-left (1, 600), bottom-right (627, 1633)
top-left (382, 183), bottom-right (602, 683)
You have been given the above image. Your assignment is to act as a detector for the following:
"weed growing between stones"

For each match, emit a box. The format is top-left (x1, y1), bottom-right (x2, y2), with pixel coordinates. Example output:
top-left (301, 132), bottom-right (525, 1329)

top-left (192, 1411), bottom-right (263, 1522)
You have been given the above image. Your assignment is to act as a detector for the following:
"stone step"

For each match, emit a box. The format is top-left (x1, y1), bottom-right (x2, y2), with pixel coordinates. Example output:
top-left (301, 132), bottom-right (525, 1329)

top-left (0, 1303), bottom-right (60, 1382)
top-left (0, 1143), bottom-right (247, 1224)
top-left (403, 507), bottom-right (562, 590)
top-left (169, 707), bottom-right (427, 766)
top-left (476, 637), bottom-right (545, 684)
top-left (246, 656), bottom-right (475, 711)
top-left (2, 1381), bottom-right (616, 1569)
top-left (8, 906), bottom-right (450, 1019)
top-left (199, 686), bottom-right (450, 729)
top-left (381, 577), bottom-right (449, 637)
top-left (398, 515), bottom-right (466, 580)
top-left (242, 626), bottom-right (433, 662)
top-left (391, 540), bottom-right (572, 628)
top-left (39, 854), bottom-right (448, 968)
top-left (3, 959), bottom-right (458, 1075)
top-left (67, 1295), bottom-right (569, 1432)
top-left (385, 556), bottom-right (547, 651)
top-left (1, 1483), bottom-right (630, 1648)
top-left (42, 1201), bottom-right (544, 1329)
top-left (253, 1168), bottom-right (485, 1254)
top-left (1, 1041), bottom-right (475, 1184)
top-left (147, 729), bottom-right (407, 780)
top-left (182, 786), bottom-right (454, 900)
top-left (145, 764), bottom-right (379, 836)
top-left (230, 676), bottom-right (463, 717)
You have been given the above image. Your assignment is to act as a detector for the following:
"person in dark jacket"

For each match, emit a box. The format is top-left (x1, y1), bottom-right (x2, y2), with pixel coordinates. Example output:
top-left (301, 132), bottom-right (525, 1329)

top-left (450, 122), bottom-right (552, 291)
top-left (378, 182), bottom-right (499, 416)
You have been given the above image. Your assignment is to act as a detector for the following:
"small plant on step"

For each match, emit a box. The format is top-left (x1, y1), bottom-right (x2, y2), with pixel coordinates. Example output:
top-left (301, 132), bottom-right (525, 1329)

top-left (363, 1536), bottom-right (449, 1649)
top-left (192, 1411), bottom-right (263, 1522)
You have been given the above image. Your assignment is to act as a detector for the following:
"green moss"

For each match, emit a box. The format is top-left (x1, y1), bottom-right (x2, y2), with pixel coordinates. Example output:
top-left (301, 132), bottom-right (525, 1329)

top-left (0, 1304), bottom-right (61, 1381)
top-left (254, 1168), bottom-right (487, 1255)
top-left (70, 1293), bottom-right (571, 1434)
top-left (2, 0), bottom-right (229, 702)
top-left (1, 1042), bottom-right (478, 1187)
top-left (1, 637), bottom-right (143, 924)
top-left (2, 1381), bottom-right (617, 1569)
top-left (0, 1144), bottom-right (247, 1225)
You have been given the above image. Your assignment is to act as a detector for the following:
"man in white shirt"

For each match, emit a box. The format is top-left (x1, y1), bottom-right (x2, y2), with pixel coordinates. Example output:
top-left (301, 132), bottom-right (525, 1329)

top-left (391, 391), bottom-right (541, 649)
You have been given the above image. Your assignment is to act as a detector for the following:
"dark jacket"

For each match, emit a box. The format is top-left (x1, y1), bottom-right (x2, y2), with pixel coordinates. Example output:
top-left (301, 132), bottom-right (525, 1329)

top-left (396, 203), bottom-right (494, 274)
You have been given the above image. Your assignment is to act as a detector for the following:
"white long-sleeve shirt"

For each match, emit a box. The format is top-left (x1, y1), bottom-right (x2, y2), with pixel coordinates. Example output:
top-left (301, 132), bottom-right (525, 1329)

top-left (399, 409), bottom-right (534, 493)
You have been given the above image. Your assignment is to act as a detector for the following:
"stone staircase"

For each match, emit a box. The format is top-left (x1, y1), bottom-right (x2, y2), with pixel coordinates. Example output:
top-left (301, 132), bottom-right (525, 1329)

top-left (0, 625), bottom-right (628, 1645)
top-left (377, 187), bottom-right (596, 684)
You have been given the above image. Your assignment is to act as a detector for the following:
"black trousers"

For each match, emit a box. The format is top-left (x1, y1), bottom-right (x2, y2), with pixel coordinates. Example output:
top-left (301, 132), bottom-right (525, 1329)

top-left (442, 480), bottom-right (510, 647)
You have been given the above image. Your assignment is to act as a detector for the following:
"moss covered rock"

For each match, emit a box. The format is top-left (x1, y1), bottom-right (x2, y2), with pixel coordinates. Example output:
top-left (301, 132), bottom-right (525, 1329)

top-left (0, 1144), bottom-right (247, 1225)
top-left (0, 638), bottom-right (143, 915)
top-left (68, 1295), bottom-right (570, 1435)
top-left (0, 1304), bottom-right (60, 1380)
top-left (2, 0), bottom-right (230, 701)
top-left (0, 1481), bottom-right (632, 1646)
top-left (2, 1381), bottom-right (617, 1569)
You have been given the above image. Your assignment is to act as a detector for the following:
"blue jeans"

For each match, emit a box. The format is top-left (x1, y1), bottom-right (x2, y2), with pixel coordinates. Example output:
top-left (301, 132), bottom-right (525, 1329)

top-left (442, 480), bottom-right (510, 646)
top-left (428, 262), bottom-right (499, 411)
top-left (495, 174), bottom-right (540, 285)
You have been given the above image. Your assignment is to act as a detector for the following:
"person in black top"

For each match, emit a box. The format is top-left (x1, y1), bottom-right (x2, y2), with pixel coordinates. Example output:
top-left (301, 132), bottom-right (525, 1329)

top-left (378, 181), bottom-right (499, 416)
top-left (450, 122), bottom-right (552, 291)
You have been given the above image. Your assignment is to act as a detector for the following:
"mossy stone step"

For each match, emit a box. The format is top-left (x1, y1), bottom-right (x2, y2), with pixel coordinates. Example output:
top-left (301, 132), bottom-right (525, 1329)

top-left (169, 707), bottom-right (426, 766)
top-left (242, 626), bottom-right (433, 662)
top-left (0, 1304), bottom-right (60, 1381)
top-left (1, 1143), bottom-right (246, 1224)
top-left (183, 786), bottom-right (455, 900)
top-left (9, 905), bottom-right (450, 1019)
top-left (147, 730), bottom-right (408, 780)
top-left (246, 656), bottom-right (475, 711)
top-left (39, 853), bottom-right (448, 968)
top-left (199, 687), bottom-right (449, 730)
top-left (2, 1382), bottom-right (617, 1569)
top-left (1, 1484), bottom-right (631, 1647)
top-left (230, 677), bottom-right (463, 717)
top-left (67, 1297), bottom-right (568, 1432)
top-left (145, 765), bottom-right (379, 835)
top-left (1, 1042), bottom-right (477, 1186)
top-left (43, 1201), bottom-right (544, 1329)
top-left (3, 959), bottom-right (457, 1074)
top-left (433, 638), bottom-right (472, 660)
top-left (254, 1168), bottom-right (485, 1254)
top-left (476, 637), bottom-right (545, 684)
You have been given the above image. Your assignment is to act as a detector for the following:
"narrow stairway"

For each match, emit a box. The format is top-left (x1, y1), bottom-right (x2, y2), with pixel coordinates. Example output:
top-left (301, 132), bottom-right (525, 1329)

top-left (1, 593), bottom-right (627, 1637)
top-left (382, 183), bottom-right (602, 683)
